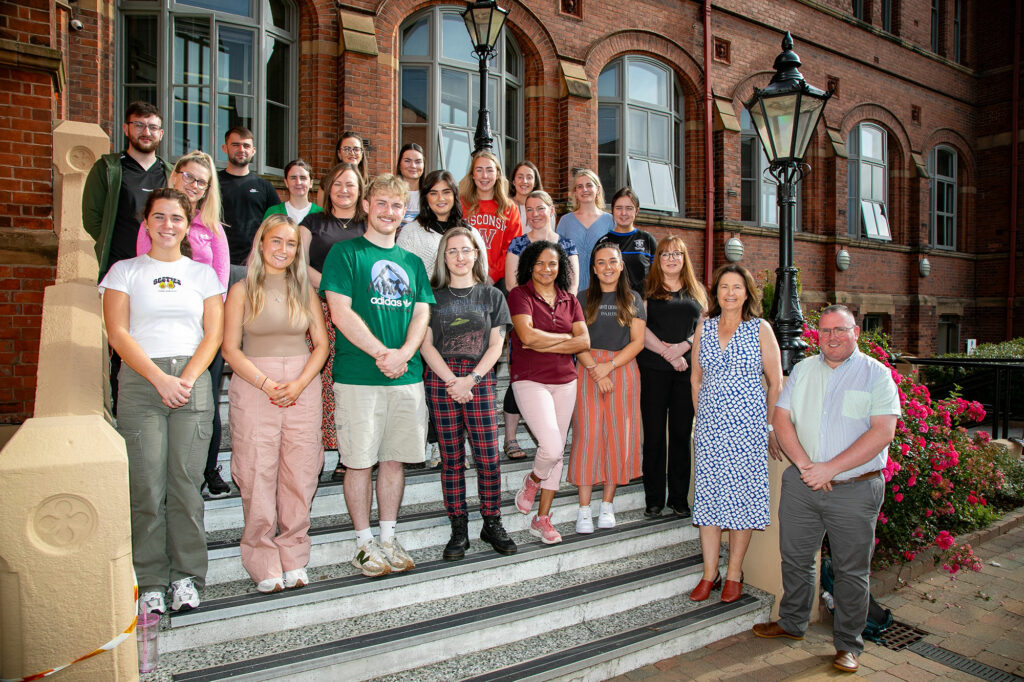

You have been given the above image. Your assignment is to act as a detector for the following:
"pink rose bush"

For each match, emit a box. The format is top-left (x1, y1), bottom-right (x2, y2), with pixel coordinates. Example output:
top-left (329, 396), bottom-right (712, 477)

top-left (801, 314), bottom-right (1024, 575)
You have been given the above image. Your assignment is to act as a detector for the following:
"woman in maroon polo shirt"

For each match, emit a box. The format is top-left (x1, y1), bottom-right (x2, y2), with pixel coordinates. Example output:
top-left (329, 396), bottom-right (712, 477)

top-left (508, 240), bottom-right (590, 545)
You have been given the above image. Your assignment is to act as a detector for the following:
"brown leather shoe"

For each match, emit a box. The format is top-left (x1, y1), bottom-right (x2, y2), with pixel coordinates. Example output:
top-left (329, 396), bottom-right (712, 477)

top-left (833, 650), bottom-right (859, 673)
top-left (720, 577), bottom-right (743, 603)
top-left (751, 622), bottom-right (804, 640)
top-left (688, 573), bottom-right (721, 601)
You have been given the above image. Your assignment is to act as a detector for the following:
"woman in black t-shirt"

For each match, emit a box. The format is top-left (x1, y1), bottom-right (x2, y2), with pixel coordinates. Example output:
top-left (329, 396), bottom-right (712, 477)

top-left (420, 227), bottom-right (517, 561)
top-left (639, 236), bottom-right (707, 518)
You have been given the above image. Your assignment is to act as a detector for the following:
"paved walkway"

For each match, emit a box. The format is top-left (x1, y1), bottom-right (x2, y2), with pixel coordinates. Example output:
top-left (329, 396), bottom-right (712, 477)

top-left (614, 523), bottom-right (1024, 681)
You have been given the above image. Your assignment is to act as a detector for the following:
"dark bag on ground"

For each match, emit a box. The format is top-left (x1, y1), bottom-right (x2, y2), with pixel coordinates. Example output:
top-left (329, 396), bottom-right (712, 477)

top-left (820, 555), bottom-right (894, 643)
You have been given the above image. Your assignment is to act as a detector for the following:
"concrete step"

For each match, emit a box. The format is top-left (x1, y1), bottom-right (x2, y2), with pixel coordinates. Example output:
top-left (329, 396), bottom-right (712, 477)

top-left (203, 454), bottom-right (550, 532)
top-left (149, 518), bottom-right (707, 677)
top-left (202, 480), bottom-right (655, 585)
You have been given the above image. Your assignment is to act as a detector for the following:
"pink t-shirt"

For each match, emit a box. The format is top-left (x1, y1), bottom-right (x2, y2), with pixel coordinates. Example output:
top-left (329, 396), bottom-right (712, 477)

top-left (137, 215), bottom-right (230, 291)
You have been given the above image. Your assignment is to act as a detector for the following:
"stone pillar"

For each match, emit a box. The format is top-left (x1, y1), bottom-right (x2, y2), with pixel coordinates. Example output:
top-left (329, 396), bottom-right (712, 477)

top-left (0, 120), bottom-right (137, 680)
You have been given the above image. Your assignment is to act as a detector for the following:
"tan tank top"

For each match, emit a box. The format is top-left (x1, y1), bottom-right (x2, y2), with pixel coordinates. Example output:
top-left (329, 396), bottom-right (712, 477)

top-left (241, 273), bottom-right (311, 357)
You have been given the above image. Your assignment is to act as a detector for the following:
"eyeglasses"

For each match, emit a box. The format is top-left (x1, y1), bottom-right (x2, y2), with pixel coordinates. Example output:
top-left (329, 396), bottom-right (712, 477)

top-left (129, 121), bottom-right (163, 134)
top-left (340, 146), bottom-right (362, 155)
top-left (660, 251), bottom-right (684, 260)
top-left (819, 326), bottom-right (854, 336)
top-left (445, 247), bottom-right (476, 257)
top-left (179, 170), bottom-right (209, 190)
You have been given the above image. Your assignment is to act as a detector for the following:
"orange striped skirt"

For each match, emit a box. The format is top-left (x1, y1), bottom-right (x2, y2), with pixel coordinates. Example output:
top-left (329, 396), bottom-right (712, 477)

top-left (568, 349), bottom-right (642, 486)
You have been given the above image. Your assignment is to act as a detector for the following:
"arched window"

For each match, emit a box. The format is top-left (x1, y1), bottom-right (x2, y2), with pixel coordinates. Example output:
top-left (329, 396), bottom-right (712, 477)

top-left (598, 56), bottom-right (684, 213)
top-left (399, 6), bottom-right (523, 181)
top-left (119, 0), bottom-right (297, 173)
top-left (930, 146), bottom-right (957, 249)
top-left (847, 123), bottom-right (891, 240)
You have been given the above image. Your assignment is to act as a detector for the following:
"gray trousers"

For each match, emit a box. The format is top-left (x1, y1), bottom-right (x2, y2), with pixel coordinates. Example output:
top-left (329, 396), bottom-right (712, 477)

top-left (117, 356), bottom-right (213, 592)
top-left (777, 465), bottom-right (884, 655)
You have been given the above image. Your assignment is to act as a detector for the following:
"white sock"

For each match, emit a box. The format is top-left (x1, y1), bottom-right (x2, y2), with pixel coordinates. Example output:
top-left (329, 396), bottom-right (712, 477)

top-left (354, 527), bottom-right (374, 546)
top-left (600, 501), bottom-right (614, 514)
top-left (379, 520), bottom-right (397, 544)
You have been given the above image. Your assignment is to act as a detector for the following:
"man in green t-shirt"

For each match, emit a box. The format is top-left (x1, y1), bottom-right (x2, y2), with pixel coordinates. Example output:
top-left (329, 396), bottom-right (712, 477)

top-left (322, 174), bottom-right (435, 578)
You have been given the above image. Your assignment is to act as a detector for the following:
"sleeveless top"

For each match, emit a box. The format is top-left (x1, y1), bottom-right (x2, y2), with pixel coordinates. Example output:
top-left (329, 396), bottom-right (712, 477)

top-left (241, 272), bottom-right (311, 357)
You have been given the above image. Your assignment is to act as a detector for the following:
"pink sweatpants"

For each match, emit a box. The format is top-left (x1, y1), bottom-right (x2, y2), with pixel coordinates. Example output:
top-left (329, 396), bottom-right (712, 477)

top-left (228, 355), bottom-right (324, 583)
top-left (511, 379), bottom-right (576, 491)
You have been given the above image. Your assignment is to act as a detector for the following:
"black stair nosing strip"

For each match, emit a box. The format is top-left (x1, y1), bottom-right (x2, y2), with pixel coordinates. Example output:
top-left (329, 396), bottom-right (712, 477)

top-left (462, 594), bottom-right (762, 682)
top-left (177, 513), bottom-right (684, 621)
top-left (170, 555), bottom-right (705, 682)
top-left (906, 641), bottom-right (1024, 682)
top-left (204, 478), bottom-right (648, 551)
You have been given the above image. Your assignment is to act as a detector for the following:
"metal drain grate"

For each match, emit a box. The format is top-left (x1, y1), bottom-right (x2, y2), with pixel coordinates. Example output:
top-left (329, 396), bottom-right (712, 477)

top-left (877, 620), bottom-right (928, 650)
top-left (907, 641), bottom-right (1024, 682)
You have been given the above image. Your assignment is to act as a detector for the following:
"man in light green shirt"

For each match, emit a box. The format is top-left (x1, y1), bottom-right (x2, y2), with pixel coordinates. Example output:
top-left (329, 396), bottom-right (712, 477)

top-left (752, 305), bottom-right (900, 675)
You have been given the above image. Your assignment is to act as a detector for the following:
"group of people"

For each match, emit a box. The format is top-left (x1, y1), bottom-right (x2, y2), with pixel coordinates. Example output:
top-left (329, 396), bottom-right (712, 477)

top-left (85, 103), bottom-right (902, 675)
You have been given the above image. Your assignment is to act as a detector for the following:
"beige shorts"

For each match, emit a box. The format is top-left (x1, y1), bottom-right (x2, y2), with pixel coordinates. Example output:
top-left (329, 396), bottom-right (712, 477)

top-left (334, 382), bottom-right (428, 468)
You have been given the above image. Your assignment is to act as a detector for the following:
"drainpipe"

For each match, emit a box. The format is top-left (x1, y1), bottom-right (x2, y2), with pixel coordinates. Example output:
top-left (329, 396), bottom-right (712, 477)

top-left (703, 0), bottom-right (715, 286)
top-left (1008, 0), bottom-right (1021, 339)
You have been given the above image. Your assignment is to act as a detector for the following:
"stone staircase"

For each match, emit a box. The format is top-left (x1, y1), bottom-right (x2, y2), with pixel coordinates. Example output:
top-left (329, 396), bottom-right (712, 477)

top-left (141, 369), bottom-right (772, 681)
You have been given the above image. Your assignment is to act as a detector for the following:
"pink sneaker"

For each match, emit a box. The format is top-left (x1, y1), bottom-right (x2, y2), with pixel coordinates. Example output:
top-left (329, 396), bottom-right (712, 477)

top-left (515, 473), bottom-right (540, 514)
top-left (530, 514), bottom-right (562, 544)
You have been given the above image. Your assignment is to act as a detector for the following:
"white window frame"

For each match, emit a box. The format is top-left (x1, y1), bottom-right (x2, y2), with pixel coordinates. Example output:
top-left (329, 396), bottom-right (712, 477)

top-left (930, 146), bottom-right (958, 250)
top-left (598, 56), bottom-right (683, 214)
top-left (847, 123), bottom-right (891, 241)
top-left (117, 0), bottom-right (298, 175)
top-left (398, 6), bottom-right (522, 182)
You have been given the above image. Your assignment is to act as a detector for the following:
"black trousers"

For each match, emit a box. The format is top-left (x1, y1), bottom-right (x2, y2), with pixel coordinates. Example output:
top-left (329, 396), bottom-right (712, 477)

top-left (205, 350), bottom-right (225, 475)
top-left (639, 366), bottom-right (694, 509)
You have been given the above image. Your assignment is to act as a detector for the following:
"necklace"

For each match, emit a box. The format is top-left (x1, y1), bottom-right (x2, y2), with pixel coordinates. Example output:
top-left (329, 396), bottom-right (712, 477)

top-left (447, 285), bottom-right (473, 298)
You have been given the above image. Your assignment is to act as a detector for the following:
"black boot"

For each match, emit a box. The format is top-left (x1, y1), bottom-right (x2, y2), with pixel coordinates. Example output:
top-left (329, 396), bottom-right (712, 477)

top-left (480, 515), bottom-right (517, 555)
top-left (443, 515), bottom-right (470, 560)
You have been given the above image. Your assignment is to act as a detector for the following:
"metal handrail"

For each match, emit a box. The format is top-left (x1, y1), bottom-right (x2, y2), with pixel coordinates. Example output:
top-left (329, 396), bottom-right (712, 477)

top-left (897, 356), bottom-right (1024, 440)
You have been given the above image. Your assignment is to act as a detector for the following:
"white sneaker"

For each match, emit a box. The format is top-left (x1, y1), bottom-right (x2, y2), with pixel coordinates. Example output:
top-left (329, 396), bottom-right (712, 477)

top-left (597, 503), bottom-right (616, 529)
top-left (576, 507), bottom-right (594, 534)
top-left (380, 537), bottom-right (416, 572)
top-left (352, 539), bottom-right (392, 578)
top-left (255, 576), bottom-right (284, 594)
top-left (169, 577), bottom-right (200, 612)
top-left (139, 591), bottom-right (165, 615)
top-left (283, 568), bottom-right (309, 589)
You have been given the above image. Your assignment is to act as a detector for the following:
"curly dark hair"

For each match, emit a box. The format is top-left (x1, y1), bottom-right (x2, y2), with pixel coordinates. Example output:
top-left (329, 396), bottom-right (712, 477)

top-left (516, 240), bottom-right (573, 293)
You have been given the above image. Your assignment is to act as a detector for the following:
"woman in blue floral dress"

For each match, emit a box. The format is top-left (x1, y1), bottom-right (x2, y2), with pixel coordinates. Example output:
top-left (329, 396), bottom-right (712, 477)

top-left (689, 264), bottom-right (783, 603)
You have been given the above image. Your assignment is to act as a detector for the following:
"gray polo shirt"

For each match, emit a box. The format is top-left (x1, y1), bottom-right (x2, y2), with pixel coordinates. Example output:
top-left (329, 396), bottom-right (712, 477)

top-left (776, 349), bottom-right (900, 481)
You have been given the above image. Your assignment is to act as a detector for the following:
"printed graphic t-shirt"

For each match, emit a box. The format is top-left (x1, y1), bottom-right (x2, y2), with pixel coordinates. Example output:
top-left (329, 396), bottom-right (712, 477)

top-left (320, 237), bottom-right (435, 386)
top-left (429, 284), bottom-right (511, 363)
top-left (99, 254), bottom-right (225, 358)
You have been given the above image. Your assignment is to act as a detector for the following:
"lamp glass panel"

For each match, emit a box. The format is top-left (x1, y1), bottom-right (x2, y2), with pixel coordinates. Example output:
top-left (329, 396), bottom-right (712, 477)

top-left (762, 93), bottom-right (799, 160)
top-left (791, 95), bottom-right (826, 160)
top-left (749, 103), bottom-right (775, 161)
top-left (486, 9), bottom-right (507, 48)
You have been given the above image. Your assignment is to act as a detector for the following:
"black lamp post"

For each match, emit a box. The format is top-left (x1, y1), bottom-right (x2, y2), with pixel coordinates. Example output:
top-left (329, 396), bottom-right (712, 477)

top-left (744, 32), bottom-right (832, 374)
top-left (462, 0), bottom-right (509, 153)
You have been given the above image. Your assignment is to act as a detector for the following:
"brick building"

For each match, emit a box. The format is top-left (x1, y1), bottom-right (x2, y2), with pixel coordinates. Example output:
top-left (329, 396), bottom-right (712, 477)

top-left (0, 0), bottom-right (1020, 423)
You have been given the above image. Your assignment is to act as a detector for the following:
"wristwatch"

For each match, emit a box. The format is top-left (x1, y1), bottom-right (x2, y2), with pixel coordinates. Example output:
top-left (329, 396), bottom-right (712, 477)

top-left (471, 372), bottom-right (483, 384)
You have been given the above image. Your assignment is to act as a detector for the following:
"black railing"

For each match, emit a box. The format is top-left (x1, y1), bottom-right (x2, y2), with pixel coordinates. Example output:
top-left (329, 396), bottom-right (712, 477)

top-left (899, 356), bottom-right (1024, 440)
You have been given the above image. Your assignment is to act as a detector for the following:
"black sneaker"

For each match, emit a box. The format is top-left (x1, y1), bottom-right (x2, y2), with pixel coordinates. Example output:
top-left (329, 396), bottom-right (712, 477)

top-left (203, 465), bottom-right (231, 497)
top-left (480, 516), bottom-right (517, 555)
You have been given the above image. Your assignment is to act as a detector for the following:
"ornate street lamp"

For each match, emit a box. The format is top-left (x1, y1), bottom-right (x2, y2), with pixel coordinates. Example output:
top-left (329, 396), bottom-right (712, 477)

top-left (744, 32), bottom-right (833, 373)
top-left (462, 0), bottom-right (509, 153)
